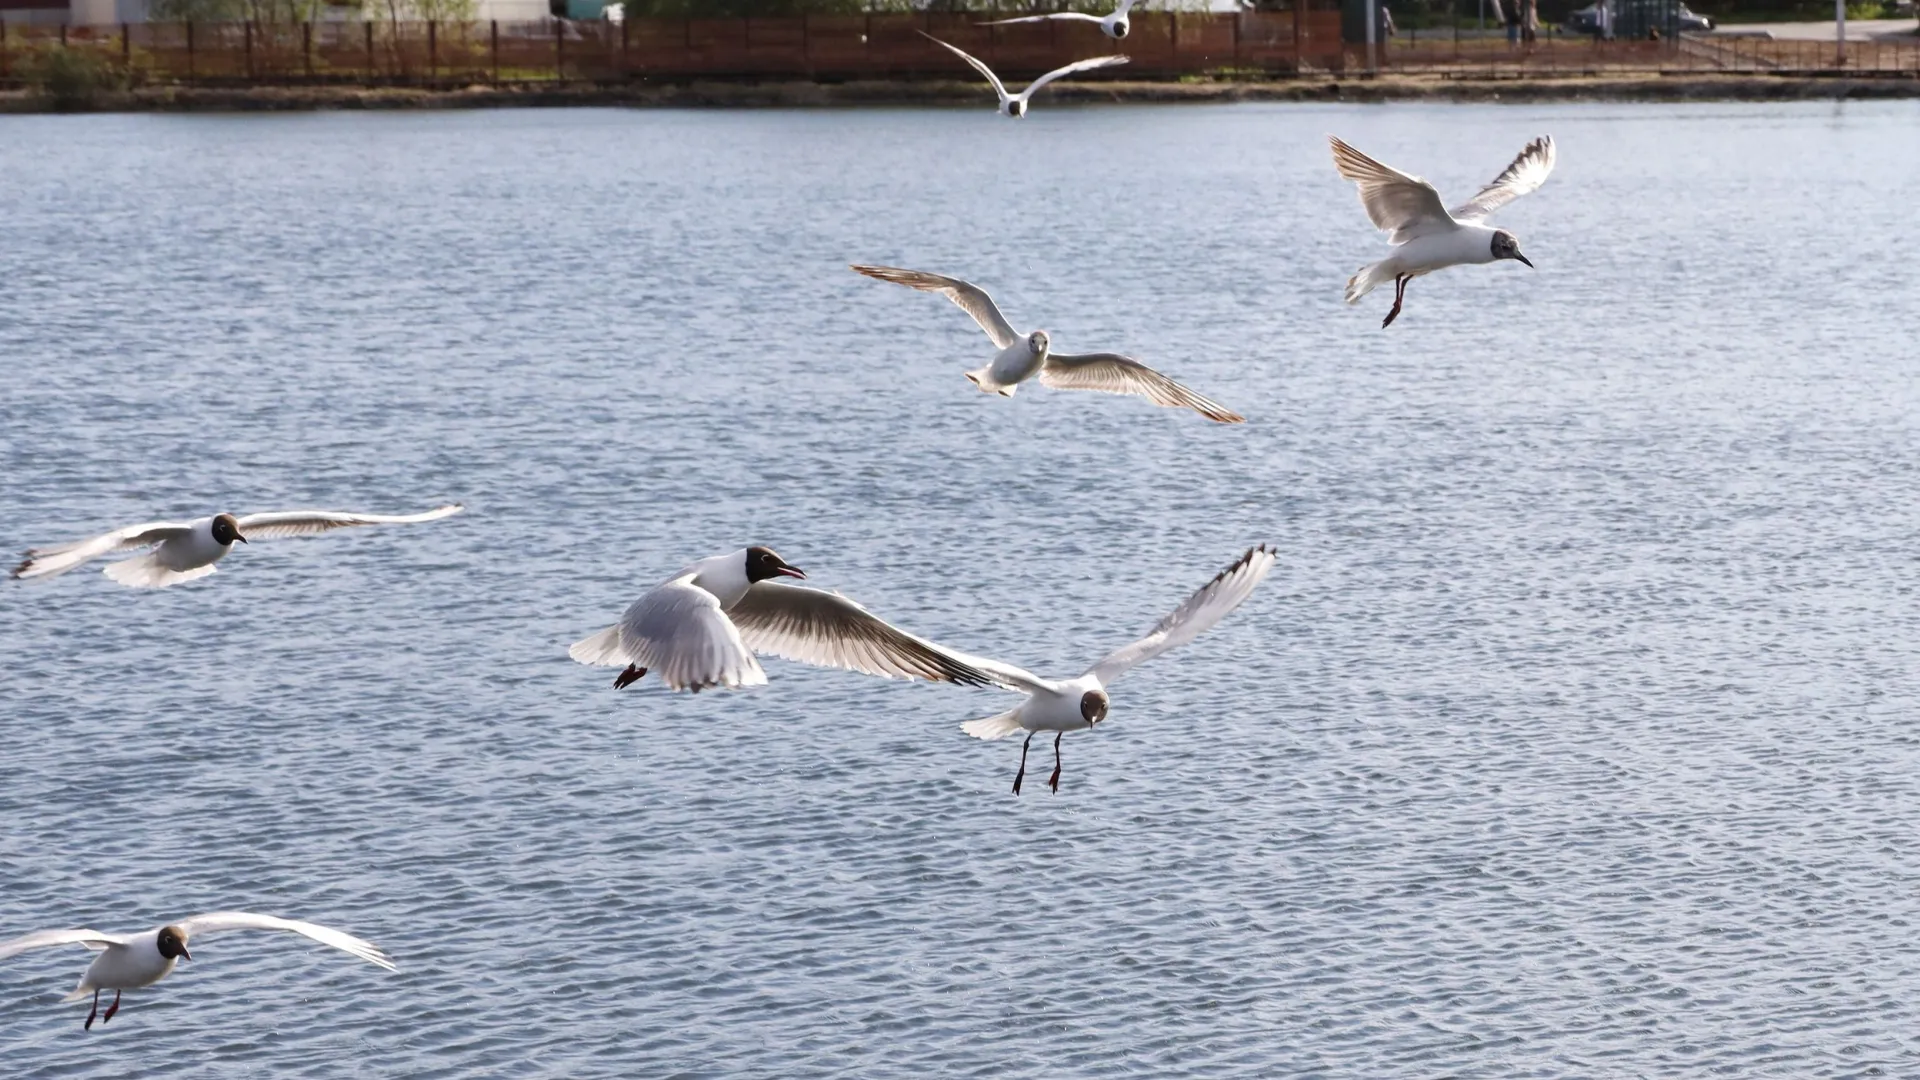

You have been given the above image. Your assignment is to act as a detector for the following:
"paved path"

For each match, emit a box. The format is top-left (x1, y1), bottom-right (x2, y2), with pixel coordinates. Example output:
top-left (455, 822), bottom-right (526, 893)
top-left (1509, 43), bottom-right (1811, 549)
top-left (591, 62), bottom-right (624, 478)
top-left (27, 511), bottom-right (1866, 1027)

top-left (1712, 18), bottom-right (1917, 40)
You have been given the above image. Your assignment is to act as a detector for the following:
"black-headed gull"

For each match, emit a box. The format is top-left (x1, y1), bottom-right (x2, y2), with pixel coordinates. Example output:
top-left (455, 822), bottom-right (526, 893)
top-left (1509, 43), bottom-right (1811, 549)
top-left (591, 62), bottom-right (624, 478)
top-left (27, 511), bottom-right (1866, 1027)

top-left (980, 0), bottom-right (1144, 40)
top-left (918, 32), bottom-right (1128, 118)
top-left (850, 264), bottom-right (1244, 423)
top-left (1330, 134), bottom-right (1556, 328)
top-left (949, 546), bottom-right (1276, 794)
top-left (0, 912), bottom-right (395, 1030)
top-left (570, 546), bottom-right (1000, 693)
top-left (12, 504), bottom-right (465, 588)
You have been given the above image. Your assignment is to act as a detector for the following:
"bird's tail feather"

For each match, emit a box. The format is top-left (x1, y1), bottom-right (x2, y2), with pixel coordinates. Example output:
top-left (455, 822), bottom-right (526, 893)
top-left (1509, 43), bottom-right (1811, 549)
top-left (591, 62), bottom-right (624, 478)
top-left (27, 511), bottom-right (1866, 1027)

top-left (961, 708), bottom-right (1025, 741)
top-left (964, 368), bottom-right (1016, 397)
top-left (568, 626), bottom-right (627, 667)
top-left (1345, 261), bottom-right (1394, 304)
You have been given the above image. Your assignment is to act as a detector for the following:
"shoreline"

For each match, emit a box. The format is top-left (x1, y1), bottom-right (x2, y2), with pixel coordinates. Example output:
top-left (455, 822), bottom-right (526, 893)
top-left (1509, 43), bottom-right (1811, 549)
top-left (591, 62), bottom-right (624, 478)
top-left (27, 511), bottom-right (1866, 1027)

top-left (4, 73), bottom-right (1918, 113)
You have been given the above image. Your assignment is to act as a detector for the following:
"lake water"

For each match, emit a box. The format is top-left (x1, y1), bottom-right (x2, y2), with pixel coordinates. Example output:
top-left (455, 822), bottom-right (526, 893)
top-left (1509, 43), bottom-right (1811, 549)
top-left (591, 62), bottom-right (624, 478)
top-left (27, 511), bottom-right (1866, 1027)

top-left (2, 100), bottom-right (1918, 1077)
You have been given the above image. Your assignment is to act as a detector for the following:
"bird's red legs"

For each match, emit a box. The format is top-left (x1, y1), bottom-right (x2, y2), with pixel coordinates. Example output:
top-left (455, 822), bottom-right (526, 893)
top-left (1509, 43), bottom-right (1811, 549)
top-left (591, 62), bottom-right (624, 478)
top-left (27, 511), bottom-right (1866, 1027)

top-left (1382, 274), bottom-right (1410, 328)
top-left (1013, 732), bottom-right (1034, 795)
top-left (613, 664), bottom-right (647, 689)
top-left (1047, 733), bottom-right (1064, 793)
top-left (84, 989), bottom-right (100, 1030)
top-left (102, 991), bottom-right (121, 1025)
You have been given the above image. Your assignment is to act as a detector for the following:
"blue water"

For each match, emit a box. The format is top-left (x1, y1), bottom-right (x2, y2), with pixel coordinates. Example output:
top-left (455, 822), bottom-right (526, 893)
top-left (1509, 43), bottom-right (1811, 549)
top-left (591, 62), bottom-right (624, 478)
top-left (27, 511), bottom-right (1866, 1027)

top-left (2, 100), bottom-right (1918, 1076)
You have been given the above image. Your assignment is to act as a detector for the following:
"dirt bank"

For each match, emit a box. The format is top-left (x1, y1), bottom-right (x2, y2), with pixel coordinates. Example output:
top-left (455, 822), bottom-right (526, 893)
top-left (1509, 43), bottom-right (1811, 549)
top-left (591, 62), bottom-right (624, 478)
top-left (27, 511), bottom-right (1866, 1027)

top-left (3, 72), bottom-right (1916, 113)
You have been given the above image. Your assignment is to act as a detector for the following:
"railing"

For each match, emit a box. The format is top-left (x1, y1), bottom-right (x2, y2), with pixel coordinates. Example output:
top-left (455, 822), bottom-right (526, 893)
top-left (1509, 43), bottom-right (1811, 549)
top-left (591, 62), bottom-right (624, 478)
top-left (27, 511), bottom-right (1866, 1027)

top-left (1361, 27), bottom-right (1920, 75)
top-left (0, 11), bottom-right (1349, 87)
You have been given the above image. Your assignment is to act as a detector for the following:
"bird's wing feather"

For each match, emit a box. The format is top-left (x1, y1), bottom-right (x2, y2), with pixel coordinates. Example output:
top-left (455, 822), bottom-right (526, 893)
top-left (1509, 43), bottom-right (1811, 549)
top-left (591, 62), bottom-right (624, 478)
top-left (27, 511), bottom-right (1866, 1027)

top-left (979, 12), bottom-right (1100, 24)
top-left (1085, 545), bottom-right (1277, 684)
top-left (1327, 135), bottom-right (1457, 245)
top-left (918, 32), bottom-right (1009, 104)
top-left (1019, 54), bottom-right (1129, 102)
top-left (730, 581), bottom-right (1000, 686)
top-left (1449, 135), bottom-right (1556, 221)
top-left (233, 504), bottom-right (463, 541)
top-left (1040, 352), bottom-right (1245, 423)
top-left (12, 521), bottom-right (192, 581)
top-left (619, 577), bottom-right (767, 692)
top-left (850, 264), bottom-right (1019, 349)
top-left (173, 912), bottom-right (396, 971)
top-left (0, 928), bottom-right (128, 961)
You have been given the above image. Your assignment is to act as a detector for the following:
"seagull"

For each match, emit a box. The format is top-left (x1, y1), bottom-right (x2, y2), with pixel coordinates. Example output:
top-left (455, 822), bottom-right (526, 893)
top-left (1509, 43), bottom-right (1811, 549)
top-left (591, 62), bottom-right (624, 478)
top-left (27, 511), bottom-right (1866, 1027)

top-left (569, 546), bottom-right (1001, 693)
top-left (1329, 134), bottom-right (1556, 328)
top-left (0, 912), bottom-right (396, 1030)
top-left (948, 545), bottom-right (1277, 794)
top-left (980, 0), bottom-right (1145, 40)
top-left (918, 32), bottom-right (1129, 118)
top-left (12, 504), bottom-right (465, 588)
top-left (850, 264), bottom-right (1244, 423)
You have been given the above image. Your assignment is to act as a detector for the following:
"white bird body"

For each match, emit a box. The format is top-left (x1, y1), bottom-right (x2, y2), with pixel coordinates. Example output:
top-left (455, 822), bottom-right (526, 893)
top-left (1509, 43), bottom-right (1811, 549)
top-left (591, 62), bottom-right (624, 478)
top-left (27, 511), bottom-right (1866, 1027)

top-left (13, 504), bottom-right (465, 588)
top-left (850, 264), bottom-right (1244, 423)
top-left (570, 546), bottom-right (1000, 693)
top-left (971, 333), bottom-right (1050, 395)
top-left (946, 546), bottom-right (1278, 793)
top-left (0, 913), bottom-right (396, 1029)
top-left (66, 933), bottom-right (175, 997)
top-left (1329, 134), bottom-right (1556, 327)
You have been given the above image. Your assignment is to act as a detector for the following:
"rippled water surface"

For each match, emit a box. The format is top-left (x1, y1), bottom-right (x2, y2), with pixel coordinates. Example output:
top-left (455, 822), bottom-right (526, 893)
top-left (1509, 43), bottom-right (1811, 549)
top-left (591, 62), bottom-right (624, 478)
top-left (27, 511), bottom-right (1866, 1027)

top-left (2, 100), bottom-right (1918, 1077)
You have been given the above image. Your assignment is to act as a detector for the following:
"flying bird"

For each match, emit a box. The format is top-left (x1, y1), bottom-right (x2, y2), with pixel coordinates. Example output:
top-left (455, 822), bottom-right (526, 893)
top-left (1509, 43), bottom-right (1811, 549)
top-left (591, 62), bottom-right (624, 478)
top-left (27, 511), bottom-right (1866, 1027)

top-left (979, 0), bottom-right (1145, 40)
top-left (918, 32), bottom-right (1128, 118)
top-left (948, 545), bottom-right (1277, 794)
top-left (12, 504), bottom-right (465, 588)
top-left (569, 546), bottom-right (1000, 693)
top-left (850, 264), bottom-right (1243, 423)
top-left (1329, 134), bottom-right (1556, 328)
top-left (0, 912), bottom-right (396, 1030)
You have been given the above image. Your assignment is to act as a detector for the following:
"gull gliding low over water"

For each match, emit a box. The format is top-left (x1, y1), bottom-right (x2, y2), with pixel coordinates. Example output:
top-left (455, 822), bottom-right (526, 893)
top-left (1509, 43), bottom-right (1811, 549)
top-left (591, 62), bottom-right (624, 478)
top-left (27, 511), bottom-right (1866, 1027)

top-left (918, 32), bottom-right (1129, 118)
top-left (851, 264), bottom-right (1244, 423)
top-left (570, 546), bottom-right (1000, 693)
top-left (945, 545), bottom-right (1277, 794)
top-left (980, 0), bottom-right (1144, 40)
top-left (1330, 134), bottom-right (1556, 328)
top-left (12, 504), bottom-right (465, 588)
top-left (0, 912), bottom-right (396, 1030)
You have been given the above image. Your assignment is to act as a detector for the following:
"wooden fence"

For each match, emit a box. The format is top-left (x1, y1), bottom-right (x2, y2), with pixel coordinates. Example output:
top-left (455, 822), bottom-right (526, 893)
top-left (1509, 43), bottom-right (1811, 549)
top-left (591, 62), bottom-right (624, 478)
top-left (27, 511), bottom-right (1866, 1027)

top-left (0, 11), bottom-right (1349, 86)
top-left (1364, 26), bottom-right (1920, 75)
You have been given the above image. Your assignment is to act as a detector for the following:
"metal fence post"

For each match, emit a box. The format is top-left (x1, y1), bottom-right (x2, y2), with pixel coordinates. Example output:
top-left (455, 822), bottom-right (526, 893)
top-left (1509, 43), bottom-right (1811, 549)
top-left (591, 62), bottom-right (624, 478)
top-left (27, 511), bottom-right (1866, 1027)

top-left (186, 21), bottom-right (195, 81)
top-left (555, 18), bottom-right (564, 81)
top-left (428, 20), bottom-right (436, 83)
top-left (244, 20), bottom-right (253, 80)
top-left (621, 12), bottom-right (628, 75)
top-left (122, 22), bottom-right (130, 67)
top-left (1, 18), bottom-right (9, 82)
top-left (59, 23), bottom-right (67, 47)
top-left (303, 21), bottom-right (311, 78)
top-left (491, 20), bottom-right (498, 83)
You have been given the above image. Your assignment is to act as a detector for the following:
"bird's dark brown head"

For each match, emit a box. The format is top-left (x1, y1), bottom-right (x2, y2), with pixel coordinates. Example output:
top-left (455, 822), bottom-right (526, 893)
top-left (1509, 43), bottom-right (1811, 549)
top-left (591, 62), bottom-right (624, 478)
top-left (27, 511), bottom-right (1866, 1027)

top-left (156, 926), bottom-right (191, 961)
top-left (1081, 689), bottom-right (1109, 727)
top-left (1491, 230), bottom-right (1532, 268)
top-left (210, 514), bottom-right (246, 546)
top-left (745, 546), bottom-right (805, 583)
top-left (1112, 19), bottom-right (1130, 36)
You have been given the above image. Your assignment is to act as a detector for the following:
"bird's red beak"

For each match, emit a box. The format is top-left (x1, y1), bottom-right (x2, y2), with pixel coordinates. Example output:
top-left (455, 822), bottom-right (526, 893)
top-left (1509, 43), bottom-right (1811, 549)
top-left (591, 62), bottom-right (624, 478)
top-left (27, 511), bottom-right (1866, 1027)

top-left (776, 565), bottom-right (806, 579)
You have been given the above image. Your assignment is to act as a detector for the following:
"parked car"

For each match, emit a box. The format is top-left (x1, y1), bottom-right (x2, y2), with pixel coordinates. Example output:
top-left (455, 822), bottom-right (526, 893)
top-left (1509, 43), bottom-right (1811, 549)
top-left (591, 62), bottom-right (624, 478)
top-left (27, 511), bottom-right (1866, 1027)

top-left (1565, 1), bottom-right (1713, 34)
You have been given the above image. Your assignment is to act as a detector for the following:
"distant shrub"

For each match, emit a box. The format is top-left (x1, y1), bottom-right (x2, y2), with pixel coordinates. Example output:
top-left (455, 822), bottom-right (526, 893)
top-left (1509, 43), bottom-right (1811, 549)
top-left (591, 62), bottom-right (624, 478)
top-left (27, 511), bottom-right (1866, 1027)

top-left (22, 47), bottom-right (128, 110)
